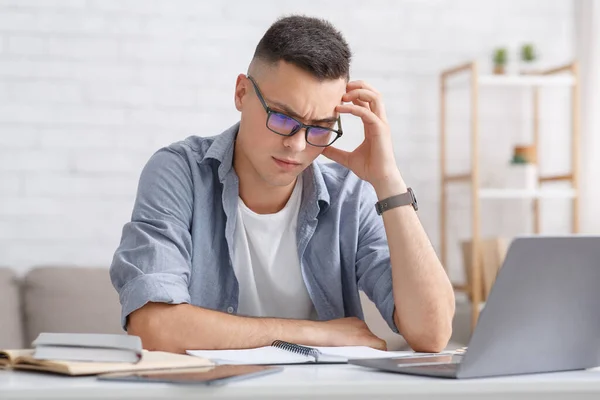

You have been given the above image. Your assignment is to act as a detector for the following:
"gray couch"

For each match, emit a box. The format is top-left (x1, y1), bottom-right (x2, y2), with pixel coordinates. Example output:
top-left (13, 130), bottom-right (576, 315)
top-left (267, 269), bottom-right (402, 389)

top-left (0, 267), bottom-right (123, 349)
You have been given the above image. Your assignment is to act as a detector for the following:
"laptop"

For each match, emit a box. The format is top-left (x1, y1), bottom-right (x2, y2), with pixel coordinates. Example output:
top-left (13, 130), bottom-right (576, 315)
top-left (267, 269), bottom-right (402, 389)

top-left (351, 236), bottom-right (600, 378)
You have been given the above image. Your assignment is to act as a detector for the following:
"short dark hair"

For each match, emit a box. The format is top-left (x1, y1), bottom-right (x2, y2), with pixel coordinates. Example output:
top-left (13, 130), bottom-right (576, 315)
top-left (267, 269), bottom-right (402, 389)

top-left (252, 15), bottom-right (351, 80)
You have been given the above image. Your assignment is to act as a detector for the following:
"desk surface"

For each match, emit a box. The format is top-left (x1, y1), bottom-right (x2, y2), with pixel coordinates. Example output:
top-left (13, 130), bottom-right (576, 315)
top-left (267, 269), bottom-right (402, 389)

top-left (2, 365), bottom-right (600, 400)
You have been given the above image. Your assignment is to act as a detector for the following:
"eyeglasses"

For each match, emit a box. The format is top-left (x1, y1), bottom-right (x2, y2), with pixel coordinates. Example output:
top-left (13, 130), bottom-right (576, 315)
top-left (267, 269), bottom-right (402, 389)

top-left (246, 75), bottom-right (343, 148)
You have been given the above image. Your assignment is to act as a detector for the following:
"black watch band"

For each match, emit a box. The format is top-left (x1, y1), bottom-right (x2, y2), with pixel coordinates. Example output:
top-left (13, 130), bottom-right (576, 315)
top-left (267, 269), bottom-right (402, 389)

top-left (375, 187), bottom-right (418, 215)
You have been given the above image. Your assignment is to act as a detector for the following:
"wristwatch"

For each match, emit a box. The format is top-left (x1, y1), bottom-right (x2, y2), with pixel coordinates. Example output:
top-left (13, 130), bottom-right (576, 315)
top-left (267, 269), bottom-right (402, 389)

top-left (375, 187), bottom-right (418, 215)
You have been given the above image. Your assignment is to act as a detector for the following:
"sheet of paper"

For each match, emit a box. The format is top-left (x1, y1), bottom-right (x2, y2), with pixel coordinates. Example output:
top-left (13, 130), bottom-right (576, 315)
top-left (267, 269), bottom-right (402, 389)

top-left (309, 346), bottom-right (426, 359)
top-left (186, 346), bottom-right (312, 365)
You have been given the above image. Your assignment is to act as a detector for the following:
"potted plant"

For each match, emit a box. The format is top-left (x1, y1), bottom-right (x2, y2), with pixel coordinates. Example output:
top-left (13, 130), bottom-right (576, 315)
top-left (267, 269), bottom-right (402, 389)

top-left (520, 43), bottom-right (538, 74)
top-left (504, 145), bottom-right (538, 191)
top-left (493, 48), bottom-right (507, 75)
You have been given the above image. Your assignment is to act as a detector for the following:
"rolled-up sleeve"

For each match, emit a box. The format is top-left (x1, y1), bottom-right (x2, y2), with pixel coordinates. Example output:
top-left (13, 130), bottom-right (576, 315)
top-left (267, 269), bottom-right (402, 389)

top-left (355, 182), bottom-right (399, 333)
top-left (110, 147), bottom-right (194, 330)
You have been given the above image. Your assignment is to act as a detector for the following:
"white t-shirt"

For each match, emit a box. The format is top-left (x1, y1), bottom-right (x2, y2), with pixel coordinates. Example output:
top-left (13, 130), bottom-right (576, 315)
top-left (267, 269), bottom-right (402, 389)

top-left (232, 176), bottom-right (316, 319)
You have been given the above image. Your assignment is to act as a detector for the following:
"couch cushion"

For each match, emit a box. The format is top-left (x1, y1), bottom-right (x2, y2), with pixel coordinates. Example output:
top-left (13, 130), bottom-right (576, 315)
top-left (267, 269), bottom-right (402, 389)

top-left (22, 266), bottom-right (123, 346)
top-left (0, 268), bottom-right (25, 349)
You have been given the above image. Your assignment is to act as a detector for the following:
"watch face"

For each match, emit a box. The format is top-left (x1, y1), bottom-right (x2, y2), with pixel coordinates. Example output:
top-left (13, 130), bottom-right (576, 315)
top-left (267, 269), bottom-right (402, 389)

top-left (409, 188), bottom-right (418, 211)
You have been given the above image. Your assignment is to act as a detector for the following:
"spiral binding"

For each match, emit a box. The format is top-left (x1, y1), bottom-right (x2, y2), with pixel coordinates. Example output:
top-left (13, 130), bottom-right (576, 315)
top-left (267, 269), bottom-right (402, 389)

top-left (271, 340), bottom-right (321, 360)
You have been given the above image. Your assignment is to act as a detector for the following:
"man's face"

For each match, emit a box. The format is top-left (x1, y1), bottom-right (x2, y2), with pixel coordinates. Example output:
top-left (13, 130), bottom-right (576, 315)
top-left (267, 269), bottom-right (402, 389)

top-left (234, 61), bottom-right (346, 188)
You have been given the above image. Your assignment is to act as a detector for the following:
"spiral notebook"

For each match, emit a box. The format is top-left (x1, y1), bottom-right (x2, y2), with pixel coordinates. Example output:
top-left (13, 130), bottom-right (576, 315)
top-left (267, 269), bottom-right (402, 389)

top-left (187, 340), bottom-right (428, 365)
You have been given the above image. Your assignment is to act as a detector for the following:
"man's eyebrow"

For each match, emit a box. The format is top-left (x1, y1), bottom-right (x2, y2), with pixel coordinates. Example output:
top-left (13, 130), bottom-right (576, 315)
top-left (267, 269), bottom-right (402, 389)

top-left (268, 98), bottom-right (338, 124)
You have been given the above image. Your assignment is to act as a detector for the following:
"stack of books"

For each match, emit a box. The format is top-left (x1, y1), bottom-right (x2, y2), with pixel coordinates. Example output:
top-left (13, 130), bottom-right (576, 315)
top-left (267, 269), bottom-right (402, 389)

top-left (0, 333), bottom-right (212, 376)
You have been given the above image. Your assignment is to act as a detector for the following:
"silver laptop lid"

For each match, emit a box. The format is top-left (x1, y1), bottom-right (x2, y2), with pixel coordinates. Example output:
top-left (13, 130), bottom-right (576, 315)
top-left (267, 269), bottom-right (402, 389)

top-left (458, 236), bottom-right (600, 378)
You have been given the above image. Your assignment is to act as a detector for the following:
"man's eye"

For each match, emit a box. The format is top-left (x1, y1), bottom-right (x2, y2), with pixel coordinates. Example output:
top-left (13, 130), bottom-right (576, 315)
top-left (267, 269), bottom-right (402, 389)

top-left (317, 122), bottom-right (335, 129)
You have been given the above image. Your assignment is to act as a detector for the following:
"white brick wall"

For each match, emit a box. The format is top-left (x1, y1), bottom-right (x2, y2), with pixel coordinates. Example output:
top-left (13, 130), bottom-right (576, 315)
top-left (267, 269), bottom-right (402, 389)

top-left (0, 0), bottom-right (574, 279)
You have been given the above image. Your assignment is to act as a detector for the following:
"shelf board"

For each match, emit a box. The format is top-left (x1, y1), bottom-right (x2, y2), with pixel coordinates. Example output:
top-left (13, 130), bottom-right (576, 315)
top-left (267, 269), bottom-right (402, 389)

top-left (478, 188), bottom-right (576, 199)
top-left (477, 74), bottom-right (574, 87)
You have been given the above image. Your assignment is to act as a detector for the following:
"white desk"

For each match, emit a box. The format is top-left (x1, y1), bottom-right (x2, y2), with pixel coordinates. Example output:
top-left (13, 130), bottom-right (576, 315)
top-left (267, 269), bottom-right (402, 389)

top-left (2, 365), bottom-right (600, 400)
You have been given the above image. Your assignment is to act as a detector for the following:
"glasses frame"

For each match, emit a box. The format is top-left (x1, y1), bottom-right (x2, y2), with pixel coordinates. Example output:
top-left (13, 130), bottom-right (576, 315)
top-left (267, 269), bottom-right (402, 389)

top-left (246, 75), bottom-right (343, 148)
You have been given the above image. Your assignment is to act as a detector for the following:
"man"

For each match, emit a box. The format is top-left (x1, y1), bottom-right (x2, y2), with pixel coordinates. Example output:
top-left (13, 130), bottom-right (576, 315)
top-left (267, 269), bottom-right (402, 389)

top-left (110, 15), bottom-right (455, 354)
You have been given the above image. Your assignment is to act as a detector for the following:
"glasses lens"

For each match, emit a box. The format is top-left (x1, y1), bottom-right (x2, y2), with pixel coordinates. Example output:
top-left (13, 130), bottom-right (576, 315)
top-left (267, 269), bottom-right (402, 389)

top-left (307, 127), bottom-right (336, 147)
top-left (268, 112), bottom-right (301, 135)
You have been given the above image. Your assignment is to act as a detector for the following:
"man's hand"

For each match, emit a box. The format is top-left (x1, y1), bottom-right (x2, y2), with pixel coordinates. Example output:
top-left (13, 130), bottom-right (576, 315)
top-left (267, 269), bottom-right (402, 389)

top-left (322, 81), bottom-right (403, 193)
top-left (313, 317), bottom-right (387, 350)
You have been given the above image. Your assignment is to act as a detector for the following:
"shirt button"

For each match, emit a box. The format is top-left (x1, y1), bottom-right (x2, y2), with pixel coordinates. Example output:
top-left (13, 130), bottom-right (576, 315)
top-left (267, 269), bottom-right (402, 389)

top-left (227, 307), bottom-right (234, 314)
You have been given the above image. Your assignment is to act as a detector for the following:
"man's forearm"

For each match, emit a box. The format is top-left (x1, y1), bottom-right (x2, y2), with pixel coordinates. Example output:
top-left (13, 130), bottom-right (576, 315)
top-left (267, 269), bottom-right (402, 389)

top-left (372, 174), bottom-right (455, 353)
top-left (128, 302), bottom-right (325, 353)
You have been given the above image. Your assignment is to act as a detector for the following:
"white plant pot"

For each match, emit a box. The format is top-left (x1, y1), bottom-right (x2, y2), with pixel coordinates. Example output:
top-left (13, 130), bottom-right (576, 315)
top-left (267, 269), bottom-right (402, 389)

top-left (504, 164), bottom-right (538, 191)
top-left (520, 60), bottom-right (539, 74)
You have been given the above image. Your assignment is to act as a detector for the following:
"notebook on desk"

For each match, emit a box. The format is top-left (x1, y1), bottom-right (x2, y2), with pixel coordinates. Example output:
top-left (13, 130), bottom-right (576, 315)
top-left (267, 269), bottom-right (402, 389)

top-left (187, 340), bottom-right (449, 365)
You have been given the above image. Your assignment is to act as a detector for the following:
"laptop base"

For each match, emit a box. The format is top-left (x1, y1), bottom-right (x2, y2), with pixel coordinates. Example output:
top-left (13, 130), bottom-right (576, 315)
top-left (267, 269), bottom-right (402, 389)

top-left (350, 358), bottom-right (459, 379)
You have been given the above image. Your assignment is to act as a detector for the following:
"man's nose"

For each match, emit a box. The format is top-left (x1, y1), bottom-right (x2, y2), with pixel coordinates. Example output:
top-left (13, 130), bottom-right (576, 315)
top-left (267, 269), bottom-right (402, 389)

top-left (282, 128), bottom-right (307, 152)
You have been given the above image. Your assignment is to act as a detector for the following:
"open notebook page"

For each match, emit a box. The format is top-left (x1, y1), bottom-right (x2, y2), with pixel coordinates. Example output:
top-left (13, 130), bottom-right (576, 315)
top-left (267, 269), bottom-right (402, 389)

top-left (187, 346), bottom-right (315, 365)
top-left (187, 346), bottom-right (436, 365)
top-left (309, 346), bottom-right (419, 359)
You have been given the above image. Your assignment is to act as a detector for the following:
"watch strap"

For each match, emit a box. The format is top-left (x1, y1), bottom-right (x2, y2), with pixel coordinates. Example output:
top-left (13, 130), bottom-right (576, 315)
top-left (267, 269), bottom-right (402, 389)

top-left (375, 188), bottom-right (418, 215)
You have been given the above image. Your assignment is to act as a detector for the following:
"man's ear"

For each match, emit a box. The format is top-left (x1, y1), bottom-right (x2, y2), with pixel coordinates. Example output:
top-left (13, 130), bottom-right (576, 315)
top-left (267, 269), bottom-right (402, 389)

top-left (234, 74), bottom-right (247, 112)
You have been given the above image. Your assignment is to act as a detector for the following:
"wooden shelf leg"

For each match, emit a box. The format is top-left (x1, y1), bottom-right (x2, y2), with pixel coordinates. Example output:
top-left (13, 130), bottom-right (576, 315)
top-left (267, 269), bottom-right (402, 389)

top-left (533, 87), bottom-right (541, 234)
top-left (440, 73), bottom-right (448, 271)
top-left (572, 62), bottom-right (581, 233)
top-left (470, 62), bottom-right (482, 329)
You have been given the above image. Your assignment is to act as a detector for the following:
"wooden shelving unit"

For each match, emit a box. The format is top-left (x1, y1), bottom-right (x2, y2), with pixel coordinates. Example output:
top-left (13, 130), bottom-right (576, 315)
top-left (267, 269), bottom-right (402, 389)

top-left (439, 61), bottom-right (581, 329)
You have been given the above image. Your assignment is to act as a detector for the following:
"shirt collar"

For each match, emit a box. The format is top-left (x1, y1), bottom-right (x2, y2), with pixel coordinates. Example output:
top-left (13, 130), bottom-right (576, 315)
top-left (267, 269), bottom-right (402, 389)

top-left (302, 162), bottom-right (331, 215)
top-left (200, 122), bottom-right (330, 214)
top-left (202, 122), bottom-right (239, 182)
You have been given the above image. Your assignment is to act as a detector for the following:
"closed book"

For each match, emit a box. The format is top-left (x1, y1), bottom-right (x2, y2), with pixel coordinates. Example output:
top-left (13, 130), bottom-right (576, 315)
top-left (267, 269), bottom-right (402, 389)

top-left (32, 333), bottom-right (142, 363)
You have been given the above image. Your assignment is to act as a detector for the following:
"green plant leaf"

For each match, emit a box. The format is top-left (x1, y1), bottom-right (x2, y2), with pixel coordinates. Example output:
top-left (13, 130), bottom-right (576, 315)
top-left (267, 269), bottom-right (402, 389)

top-left (521, 44), bottom-right (536, 62)
top-left (493, 48), bottom-right (507, 65)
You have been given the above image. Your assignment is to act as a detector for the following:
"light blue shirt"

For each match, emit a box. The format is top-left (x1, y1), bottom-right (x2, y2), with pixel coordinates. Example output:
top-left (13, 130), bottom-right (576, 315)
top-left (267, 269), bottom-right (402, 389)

top-left (110, 123), bottom-right (398, 333)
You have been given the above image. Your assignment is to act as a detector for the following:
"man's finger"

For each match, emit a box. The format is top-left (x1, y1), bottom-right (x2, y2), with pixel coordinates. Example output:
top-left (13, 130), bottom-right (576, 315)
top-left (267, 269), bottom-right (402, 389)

top-left (336, 103), bottom-right (381, 126)
top-left (321, 146), bottom-right (352, 169)
top-left (343, 89), bottom-right (386, 121)
top-left (347, 80), bottom-right (381, 96)
top-left (375, 339), bottom-right (388, 351)
top-left (352, 98), bottom-right (371, 110)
